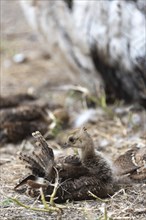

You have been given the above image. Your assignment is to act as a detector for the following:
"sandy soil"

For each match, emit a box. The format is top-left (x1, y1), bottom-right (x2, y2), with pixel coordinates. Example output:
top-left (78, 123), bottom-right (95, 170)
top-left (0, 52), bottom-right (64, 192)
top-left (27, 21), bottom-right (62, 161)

top-left (0, 1), bottom-right (146, 220)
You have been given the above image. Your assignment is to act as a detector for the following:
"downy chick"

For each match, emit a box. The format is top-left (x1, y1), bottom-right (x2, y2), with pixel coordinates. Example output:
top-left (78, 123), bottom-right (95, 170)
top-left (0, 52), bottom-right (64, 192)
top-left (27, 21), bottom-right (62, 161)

top-left (63, 127), bottom-right (114, 187)
top-left (15, 129), bottom-right (115, 202)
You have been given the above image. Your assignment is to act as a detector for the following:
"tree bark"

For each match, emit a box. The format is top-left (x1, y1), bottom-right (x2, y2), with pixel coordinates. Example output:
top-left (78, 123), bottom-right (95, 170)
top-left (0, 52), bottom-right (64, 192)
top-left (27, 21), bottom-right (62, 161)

top-left (20, 0), bottom-right (146, 106)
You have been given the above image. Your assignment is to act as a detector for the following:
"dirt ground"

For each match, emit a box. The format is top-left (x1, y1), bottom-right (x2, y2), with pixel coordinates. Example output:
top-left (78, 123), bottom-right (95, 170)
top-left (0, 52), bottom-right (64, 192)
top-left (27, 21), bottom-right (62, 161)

top-left (0, 1), bottom-right (146, 220)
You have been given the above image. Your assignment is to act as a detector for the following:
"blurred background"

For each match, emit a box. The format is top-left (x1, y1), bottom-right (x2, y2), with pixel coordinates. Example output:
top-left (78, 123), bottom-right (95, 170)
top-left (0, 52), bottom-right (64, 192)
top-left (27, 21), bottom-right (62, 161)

top-left (1, 0), bottom-right (146, 106)
top-left (1, 0), bottom-right (74, 98)
top-left (1, 0), bottom-right (146, 154)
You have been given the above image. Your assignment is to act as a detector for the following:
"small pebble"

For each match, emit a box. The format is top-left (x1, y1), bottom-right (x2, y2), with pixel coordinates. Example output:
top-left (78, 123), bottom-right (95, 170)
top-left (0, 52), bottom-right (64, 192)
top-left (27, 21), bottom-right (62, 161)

top-left (13, 53), bottom-right (27, 63)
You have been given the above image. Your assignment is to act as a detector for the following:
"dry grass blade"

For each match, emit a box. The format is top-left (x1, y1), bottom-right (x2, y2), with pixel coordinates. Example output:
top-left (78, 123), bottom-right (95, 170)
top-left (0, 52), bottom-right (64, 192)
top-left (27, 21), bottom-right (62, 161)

top-left (88, 191), bottom-right (109, 203)
top-left (10, 188), bottom-right (62, 214)
top-left (49, 167), bottom-right (60, 207)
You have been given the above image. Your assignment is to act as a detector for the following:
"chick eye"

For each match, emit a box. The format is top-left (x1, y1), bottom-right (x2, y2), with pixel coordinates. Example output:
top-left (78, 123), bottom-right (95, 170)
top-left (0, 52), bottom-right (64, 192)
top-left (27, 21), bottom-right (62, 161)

top-left (68, 136), bottom-right (74, 143)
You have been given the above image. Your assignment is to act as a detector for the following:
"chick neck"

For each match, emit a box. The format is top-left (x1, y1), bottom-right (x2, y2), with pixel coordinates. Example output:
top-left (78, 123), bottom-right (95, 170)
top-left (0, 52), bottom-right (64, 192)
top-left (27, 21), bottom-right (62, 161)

top-left (79, 134), bottom-right (96, 161)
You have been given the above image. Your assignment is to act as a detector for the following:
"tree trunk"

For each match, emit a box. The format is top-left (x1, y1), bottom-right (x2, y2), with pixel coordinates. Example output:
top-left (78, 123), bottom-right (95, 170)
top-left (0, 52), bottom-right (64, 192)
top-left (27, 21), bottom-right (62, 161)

top-left (20, 0), bottom-right (146, 107)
